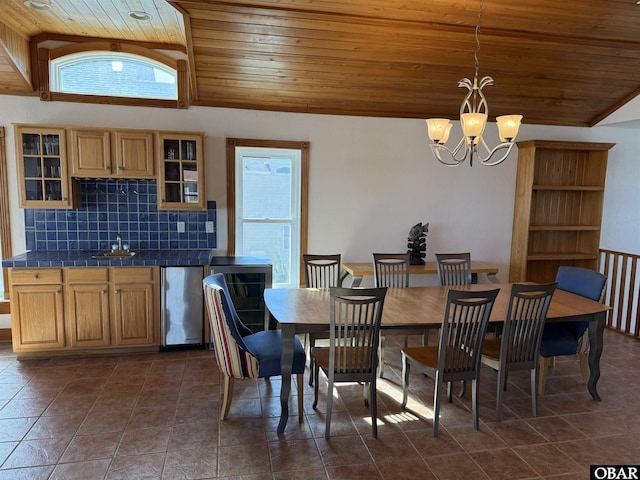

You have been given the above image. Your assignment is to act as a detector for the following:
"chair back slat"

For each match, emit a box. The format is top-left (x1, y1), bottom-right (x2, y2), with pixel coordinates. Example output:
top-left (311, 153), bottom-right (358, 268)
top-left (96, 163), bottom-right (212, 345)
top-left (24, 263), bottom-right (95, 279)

top-left (330, 287), bottom-right (387, 375)
top-left (303, 254), bottom-right (342, 288)
top-left (373, 253), bottom-right (410, 288)
top-left (501, 283), bottom-right (557, 368)
top-left (203, 273), bottom-right (259, 379)
top-left (438, 288), bottom-right (499, 377)
top-left (436, 252), bottom-right (472, 286)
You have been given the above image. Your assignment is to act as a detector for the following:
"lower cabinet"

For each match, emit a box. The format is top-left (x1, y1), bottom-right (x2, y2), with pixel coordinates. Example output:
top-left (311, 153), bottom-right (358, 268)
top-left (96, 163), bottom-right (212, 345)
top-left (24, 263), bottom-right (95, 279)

top-left (12, 283), bottom-right (65, 352)
top-left (112, 267), bottom-right (157, 346)
top-left (66, 268), bottom-right (111, 348)
top-left (10, 266), bottom-right (159, 356)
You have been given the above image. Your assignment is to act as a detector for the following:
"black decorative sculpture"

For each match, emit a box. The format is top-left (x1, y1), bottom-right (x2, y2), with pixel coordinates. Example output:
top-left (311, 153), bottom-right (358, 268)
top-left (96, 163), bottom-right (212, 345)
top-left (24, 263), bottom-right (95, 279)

top-left (407, 222), bottom-right (429, 265)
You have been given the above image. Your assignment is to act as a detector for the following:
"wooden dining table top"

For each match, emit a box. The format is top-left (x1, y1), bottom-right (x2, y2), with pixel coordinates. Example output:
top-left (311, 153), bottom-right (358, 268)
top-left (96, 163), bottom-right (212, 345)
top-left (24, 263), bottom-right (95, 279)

top-left (264, 283), bottom-right (611, 329)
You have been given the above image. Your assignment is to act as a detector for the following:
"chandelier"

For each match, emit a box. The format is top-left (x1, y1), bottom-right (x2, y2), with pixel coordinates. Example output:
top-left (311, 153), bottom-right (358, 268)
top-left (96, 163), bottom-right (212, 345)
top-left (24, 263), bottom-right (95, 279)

top-left (426, 0), bottom-right (522, 167)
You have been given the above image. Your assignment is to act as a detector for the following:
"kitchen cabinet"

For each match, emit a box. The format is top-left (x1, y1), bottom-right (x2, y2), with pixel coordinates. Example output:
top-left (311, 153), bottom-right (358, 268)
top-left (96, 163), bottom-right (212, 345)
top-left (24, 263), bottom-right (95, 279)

top-left (14, 125), bottom-right (79, 208)
top-left (10, 268), bottom-right (65, 352)
top-left (509, 140), bottom-right (614, 283)
top-left (15, 123), bottom-right (205, 210)
top-left (157, 132), bottom-right (206, 210)
top-left (112, 267), bottom-right (158, 346)
top-left (8, 266), bottom-right (159, 357)
top-left (65, 268), bottom-right (111, 348)
top-left (70, 128), bottom-right (154, 178)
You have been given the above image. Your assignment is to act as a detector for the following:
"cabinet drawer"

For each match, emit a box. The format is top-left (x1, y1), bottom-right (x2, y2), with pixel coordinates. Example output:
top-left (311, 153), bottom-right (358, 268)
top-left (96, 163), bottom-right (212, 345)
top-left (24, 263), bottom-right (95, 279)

top-left (66, 267), bottom-right (109, 283)
top-left (11, 268), bottom-right (63, 285)
top-left (112, 267), bottom-right (156, 283)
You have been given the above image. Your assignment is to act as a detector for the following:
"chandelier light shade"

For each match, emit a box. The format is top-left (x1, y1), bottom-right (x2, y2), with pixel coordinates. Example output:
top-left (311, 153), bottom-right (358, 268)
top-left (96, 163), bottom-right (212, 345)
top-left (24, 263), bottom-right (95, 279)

top-left (426, 0), bottom-right (522, 167)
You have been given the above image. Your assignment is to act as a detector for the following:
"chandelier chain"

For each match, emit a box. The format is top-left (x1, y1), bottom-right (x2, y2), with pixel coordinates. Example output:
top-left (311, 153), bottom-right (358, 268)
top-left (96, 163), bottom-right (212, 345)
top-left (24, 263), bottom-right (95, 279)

top-left (473, 0), bottom-right (483, 82)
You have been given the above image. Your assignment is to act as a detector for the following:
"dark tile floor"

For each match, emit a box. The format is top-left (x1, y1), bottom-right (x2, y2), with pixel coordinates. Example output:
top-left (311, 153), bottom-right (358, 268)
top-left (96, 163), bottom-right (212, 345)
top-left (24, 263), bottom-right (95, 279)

top-left (0, 329), bottom-right (639, 479)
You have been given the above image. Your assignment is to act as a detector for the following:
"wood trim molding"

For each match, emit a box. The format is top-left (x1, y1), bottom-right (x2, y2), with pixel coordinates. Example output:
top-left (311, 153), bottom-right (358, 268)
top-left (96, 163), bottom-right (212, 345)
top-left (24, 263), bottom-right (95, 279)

top-left (47, 41), bottom-right (179, 68)
top-left (38, 47), bottom-right (51, 101)
top-left (169, 1), bottom-right (198, 103)
top-left (225, 138), bottom-right (309, 271)
top-left (0, 127), bottom-right (13, 301)
top-left (225, 139), bottom-right (237, 257)
top-left (176, 59), bottom-right (189, 109)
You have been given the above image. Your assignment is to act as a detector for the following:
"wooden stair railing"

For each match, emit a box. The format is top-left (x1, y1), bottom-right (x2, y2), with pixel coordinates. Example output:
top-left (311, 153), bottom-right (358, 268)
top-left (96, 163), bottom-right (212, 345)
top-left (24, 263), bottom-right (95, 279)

top-left (599, 249), bottom-right (640, 338)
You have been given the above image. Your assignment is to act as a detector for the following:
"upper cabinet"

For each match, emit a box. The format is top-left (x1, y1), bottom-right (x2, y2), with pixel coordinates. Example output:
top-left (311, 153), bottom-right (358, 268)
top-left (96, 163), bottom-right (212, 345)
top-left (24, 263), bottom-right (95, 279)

top-left (157, 132), bottom-right (206, 210)
top-left (114, 131), bottom-right (155, 177)
top-left (70, 128), bottom-right (154, 178)
top-left (15, 125), bottom-right (79, 209)
top-left (509, 140), bottom-right (615, 283)
top-left (14, 124), bottom-right (206, 210)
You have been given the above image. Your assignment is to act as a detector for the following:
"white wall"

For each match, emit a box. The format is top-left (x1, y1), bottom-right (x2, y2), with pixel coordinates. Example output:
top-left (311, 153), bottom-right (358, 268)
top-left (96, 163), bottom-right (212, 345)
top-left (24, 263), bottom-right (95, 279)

top-left (1, 94), bottom-right (639, 289)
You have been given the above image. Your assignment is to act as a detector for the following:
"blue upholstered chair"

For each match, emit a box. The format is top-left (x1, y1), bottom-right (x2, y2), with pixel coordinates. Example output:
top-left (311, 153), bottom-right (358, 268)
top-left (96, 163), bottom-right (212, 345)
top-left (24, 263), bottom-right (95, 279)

top-left (203, 273), bottom-right (306, 420)
top-left (538, 266), bottom-right (607, 394)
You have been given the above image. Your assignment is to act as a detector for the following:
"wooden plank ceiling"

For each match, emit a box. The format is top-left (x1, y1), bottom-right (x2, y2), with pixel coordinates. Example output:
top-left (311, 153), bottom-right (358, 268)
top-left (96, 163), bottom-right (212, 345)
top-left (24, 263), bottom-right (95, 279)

top-left (1, 0), bottom-right (640, 127)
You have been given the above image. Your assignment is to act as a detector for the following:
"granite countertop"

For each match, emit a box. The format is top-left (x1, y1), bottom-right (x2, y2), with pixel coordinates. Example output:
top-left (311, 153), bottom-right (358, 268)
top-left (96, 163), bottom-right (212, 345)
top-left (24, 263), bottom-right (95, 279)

top-left (2, 249), bottom-right (214, 268)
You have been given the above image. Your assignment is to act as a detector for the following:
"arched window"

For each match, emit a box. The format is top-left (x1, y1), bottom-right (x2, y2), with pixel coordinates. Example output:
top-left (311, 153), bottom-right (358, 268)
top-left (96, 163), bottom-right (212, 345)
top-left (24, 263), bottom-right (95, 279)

top-left (50, 51), bottom-right (177, 100)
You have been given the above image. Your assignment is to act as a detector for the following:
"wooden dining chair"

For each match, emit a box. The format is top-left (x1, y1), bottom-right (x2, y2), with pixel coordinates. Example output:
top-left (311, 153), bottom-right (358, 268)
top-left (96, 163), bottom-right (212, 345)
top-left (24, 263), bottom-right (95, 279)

top-left (400, 288), bottom-right (499, 436)
top-left (538, 266), bottom-right (607, 394)
top-left (435, 252), bottom-right (473, 286)
top-left (303, 253), bottom-right (347, 386)
top-left (481, 282), bottom-right (557, 421)
top-left (303, 254), bottom-right (346, 288)
top-left (203, 273), bottom-right (306, 421)
top-left (435, 252), bottom-right (475, 397)
top-left (311, 286), bottom-right (387, 438)
top-left (373, 253), bottom-right (410, 288)
top-left (372, 253), bottom-right (426, 377)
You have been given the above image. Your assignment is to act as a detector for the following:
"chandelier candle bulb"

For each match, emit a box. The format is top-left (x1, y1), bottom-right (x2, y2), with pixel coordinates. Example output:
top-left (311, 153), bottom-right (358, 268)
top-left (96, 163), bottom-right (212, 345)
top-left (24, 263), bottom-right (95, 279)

top-left (496, 115), bottom-right (523, 142)
top-left (426, 119), bottom-right (452, 144)
top-left (461, 113), bottom-right (487, 138)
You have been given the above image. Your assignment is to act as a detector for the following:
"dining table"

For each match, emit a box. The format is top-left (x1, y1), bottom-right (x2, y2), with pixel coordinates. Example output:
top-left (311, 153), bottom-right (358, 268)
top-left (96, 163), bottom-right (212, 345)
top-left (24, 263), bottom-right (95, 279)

top-left (341, 260), bottom-right (500, 286)
top-left (264, 283), bottom-right (611, 433)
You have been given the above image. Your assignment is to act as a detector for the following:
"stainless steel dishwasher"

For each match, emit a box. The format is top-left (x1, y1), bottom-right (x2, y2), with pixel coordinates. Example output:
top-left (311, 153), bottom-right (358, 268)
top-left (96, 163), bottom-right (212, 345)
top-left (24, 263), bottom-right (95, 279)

top-left (160, 266), bottom-right (205, 350)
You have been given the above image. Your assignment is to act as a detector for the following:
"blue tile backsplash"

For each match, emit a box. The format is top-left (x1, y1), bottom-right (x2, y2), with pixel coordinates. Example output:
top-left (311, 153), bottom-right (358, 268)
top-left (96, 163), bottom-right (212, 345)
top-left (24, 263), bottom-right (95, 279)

top-left (24, 179), bottom-right (216, 251)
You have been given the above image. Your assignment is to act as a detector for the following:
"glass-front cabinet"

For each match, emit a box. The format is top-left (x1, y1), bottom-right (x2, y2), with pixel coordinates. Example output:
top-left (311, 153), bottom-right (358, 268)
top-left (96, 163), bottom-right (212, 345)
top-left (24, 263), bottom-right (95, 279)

top-left (157, 132), bottom-right (206, 210)
top-left (15, 125), bottom-right (78, 208)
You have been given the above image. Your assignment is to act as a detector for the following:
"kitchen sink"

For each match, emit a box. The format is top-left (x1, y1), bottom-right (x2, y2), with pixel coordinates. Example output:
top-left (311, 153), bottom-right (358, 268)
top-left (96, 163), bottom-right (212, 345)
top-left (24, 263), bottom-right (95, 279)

top-left (91, 250), bottom-right (137, 258)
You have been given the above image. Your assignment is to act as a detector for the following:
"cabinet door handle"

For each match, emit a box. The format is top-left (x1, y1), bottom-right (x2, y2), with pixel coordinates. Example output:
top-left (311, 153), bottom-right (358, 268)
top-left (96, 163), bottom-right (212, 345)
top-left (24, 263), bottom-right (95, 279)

top-left (104, 165), bottom-right (110, 170)
top-left (117, 165), bottom-right (123, 171)
top-left (56, 290), bottom-right (61, 295)
top-left (32, 274), bottom-right (39, 280)
top-left (114, 289), bottom-right (120, 294)
top-left (101, 289), bottom-right (107, 294)
top-left (62, 197), bottom-right (67, 201)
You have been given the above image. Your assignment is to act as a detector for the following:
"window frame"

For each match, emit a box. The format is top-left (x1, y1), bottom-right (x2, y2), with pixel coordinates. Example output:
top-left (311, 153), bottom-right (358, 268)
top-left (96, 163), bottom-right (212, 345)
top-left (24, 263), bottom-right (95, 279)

top-left (226, 138), bottom-right (309, 286)
top-left (37, 40), bottom-right (189, 109)
top-left (50, 51), bottom-right (178, 101)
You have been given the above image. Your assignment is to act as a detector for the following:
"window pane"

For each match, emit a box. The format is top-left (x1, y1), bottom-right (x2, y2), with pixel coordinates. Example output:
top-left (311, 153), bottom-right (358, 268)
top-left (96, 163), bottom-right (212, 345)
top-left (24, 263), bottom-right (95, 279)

top-left (242, 157), bottom-right (292, 219)
top-left (241, 223), bottom-right (291, 285)
top-left (51, 53), bottom-right (177, 100)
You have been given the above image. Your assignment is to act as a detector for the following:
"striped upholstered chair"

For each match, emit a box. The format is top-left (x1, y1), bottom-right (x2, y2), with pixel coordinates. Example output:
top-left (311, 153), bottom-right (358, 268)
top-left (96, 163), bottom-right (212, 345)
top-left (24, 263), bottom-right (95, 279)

top-left (203, 273), bottom-right (306, 420)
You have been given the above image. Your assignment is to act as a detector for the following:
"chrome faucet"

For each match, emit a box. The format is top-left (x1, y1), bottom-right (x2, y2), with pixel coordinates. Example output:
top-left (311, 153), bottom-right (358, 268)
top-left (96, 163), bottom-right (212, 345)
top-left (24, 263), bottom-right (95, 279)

top-left (116, 233), bottom-right (122, 251)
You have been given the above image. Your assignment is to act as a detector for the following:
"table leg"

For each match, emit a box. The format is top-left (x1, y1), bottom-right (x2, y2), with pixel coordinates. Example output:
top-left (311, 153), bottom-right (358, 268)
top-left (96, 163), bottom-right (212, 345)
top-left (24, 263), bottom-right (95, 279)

top-left (278, 323), bottom-right (296, 433)
top-left (587, 311), bottom-right (606, 401)
top-left (486, 272), bottom-right (500, 284)
top-left (348, 275), bottom-right (363, 287)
